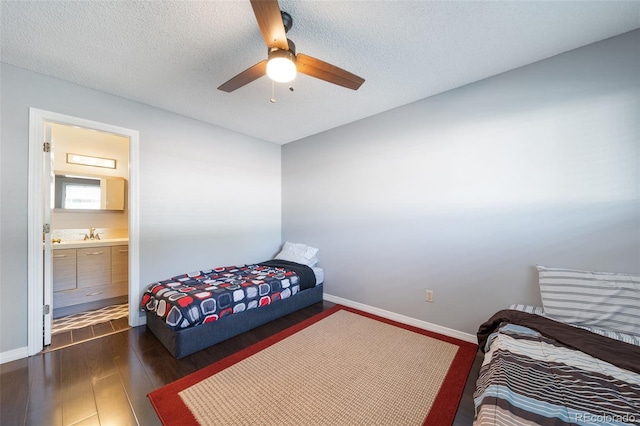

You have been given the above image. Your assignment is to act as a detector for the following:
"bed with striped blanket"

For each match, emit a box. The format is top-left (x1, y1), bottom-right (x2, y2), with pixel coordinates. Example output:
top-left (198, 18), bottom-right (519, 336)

top-left (474, 306), bottom-right (640, 425)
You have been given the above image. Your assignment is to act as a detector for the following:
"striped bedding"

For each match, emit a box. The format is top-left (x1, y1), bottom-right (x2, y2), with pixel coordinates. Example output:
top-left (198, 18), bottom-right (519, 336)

top-left (536, 266), bottom-right (640, 338)
top-left (509, 304), bottom-right (640, 346)
top-left (474, 308), bottom-right (640, 425)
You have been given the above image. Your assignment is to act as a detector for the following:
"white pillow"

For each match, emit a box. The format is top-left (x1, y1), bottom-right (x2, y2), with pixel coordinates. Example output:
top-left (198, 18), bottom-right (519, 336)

top-left (537, 265), bottom-right (640, 337)
top-left (274, 242), bottom-right (319, 267)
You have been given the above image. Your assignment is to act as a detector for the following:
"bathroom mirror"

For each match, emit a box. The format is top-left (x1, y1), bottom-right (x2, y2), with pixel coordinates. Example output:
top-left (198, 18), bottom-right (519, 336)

top-left (54, 173), bottom-right (126, 211)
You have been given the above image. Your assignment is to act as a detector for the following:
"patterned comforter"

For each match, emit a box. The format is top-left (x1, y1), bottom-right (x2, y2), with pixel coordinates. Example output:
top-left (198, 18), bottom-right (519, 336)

top-left (141, 260), bottom-right (316, 331)
top-left (474, 310), bottom-right (640, 425)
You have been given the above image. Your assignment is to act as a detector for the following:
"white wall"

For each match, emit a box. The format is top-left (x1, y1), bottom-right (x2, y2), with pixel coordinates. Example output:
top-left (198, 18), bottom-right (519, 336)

top-left (2, 30), bottom-right (638, 356)
top-left (282, 30), bottom-right (640, 335)
top-left (0, 63), bottom-right (281, 354)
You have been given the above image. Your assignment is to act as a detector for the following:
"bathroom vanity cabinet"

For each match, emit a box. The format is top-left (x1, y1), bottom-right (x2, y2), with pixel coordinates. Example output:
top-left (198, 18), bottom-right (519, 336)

top-left (52, 244), bottom-right (128, 311)
top-left (52, 249), bottom-right (77, 292)
top-left (111, 245), bottom-right (129, 287)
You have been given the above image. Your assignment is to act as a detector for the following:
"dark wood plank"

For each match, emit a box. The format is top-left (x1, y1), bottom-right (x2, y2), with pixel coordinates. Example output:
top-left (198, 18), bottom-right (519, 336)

top-left (60, 343), bottom-right (98, 425)
top-left (453, 350), bottom-right (482, 425)
top-left (136, 344), bottom-right (198, 389)
top-left (49, 330), bottom-right (72, 350)
top-left (0, 357), bottom-right (29, 425)
top-left (93, 373), bottom-right (138, 426)
top-left (25, 351), bottom-right (63, 426)
top-left (111, 317), bottom-right (130, 332)
top-left (129, 396), bottom-right (162, 426)
top-left (0, 301), bottom-right (481, 426)
top-left (91, 321), bottom-right (115, 337)
top-left (82, 337), bottom-right (118, 382)
top-left (24, 408), bottom-right (63, 426)
top-left (71, 325), bottom-right (94, 343)
top-left (126, 323), bottom-right (167, 355)
top-left (72, 414), bottom-right (101, 425)
top-left (106, 331), bottom-right (157, 401)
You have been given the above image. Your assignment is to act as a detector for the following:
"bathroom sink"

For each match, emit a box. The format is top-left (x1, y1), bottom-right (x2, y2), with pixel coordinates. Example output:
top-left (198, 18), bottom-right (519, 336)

top-left (52, 238), bottom-right (129, 249)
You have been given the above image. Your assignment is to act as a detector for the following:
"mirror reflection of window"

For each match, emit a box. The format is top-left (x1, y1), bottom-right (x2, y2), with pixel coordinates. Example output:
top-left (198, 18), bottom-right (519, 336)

top-left (55, 175), bottom-right (100, 209)
top-left (63, 181), bottom-right (101, 209)
top-left (54, 173), bottom-right (126, 211)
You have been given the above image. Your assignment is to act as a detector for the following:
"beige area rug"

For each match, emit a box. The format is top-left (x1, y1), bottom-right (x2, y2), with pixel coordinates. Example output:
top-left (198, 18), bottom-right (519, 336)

top-left (149, 305), bottom-right (478, 426)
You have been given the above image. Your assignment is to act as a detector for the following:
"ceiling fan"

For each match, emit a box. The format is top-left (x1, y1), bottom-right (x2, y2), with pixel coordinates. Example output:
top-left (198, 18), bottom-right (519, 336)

top-left (217, 0), bottom-right (365, 92)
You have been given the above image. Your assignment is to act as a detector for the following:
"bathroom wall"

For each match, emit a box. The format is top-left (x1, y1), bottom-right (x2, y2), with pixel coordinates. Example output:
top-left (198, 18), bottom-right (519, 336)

top-left (50, 122), bottom-right (129, 233)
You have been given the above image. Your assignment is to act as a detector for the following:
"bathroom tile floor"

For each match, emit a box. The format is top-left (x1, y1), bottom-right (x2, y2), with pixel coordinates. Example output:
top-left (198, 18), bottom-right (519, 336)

top-left (43, 304), bottom-right (130, 352)
top-left (52, 303), bottom-right (128, 334)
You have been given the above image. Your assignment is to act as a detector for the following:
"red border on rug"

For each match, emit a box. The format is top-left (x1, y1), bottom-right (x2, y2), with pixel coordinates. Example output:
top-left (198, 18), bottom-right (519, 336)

top-left (148, 304), bottom-right (478, 426)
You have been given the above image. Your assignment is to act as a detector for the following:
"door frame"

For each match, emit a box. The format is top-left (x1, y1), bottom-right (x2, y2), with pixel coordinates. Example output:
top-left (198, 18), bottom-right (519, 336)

top-left (27, 108), bottom-right (141, 356)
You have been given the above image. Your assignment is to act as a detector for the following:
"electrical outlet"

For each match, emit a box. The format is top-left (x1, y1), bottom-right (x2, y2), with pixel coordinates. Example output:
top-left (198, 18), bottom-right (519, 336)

top-left (425, 290), bottom-right (434, 303)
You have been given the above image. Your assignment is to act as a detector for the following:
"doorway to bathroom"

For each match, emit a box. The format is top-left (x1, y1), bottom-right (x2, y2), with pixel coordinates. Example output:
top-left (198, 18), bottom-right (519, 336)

top-left (47, 122), bottom-right (130, 350)
top-left (27, 108), bottom-right (140, 356)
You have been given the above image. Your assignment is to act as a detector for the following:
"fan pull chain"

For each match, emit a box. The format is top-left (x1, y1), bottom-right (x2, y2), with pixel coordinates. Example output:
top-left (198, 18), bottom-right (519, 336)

top-left (270, 81), bottom-right (276, 103)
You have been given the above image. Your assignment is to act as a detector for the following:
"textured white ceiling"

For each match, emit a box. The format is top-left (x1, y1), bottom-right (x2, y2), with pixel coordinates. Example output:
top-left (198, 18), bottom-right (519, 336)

top-left (2, 1), bottom-right (639, 144)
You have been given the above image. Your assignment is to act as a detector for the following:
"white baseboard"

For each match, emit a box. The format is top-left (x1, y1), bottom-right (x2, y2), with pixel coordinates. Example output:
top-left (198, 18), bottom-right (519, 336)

top-left (323, 293), bottom-right (477, 344)
top-left (133, 310), bottom-right (146, 327)
top-left (1, 346), bottom-right (29, 364)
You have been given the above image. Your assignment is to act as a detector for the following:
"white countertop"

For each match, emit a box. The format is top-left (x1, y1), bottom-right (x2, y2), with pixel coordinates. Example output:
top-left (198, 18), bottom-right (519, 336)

top-left (51, 238), bottom-right (128, 250)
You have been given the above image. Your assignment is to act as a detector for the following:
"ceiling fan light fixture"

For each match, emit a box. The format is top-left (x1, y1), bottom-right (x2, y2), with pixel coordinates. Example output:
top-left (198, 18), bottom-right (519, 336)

top-left (267, 49), bottom-right (296, 83)
top-left (217, 1), bottom-right (364, 92)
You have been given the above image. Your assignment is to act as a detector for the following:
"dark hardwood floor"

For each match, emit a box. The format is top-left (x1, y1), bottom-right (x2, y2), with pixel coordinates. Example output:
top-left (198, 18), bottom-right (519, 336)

top-left (0, 301), bottom-right (481, 425)
top-left (44, 317), bottom-right (131, 353)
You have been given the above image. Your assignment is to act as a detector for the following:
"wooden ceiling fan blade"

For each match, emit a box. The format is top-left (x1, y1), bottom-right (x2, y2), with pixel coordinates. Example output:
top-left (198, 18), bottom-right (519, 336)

top-left (250, 0), bottom-right (289, 50)
top-left (217, 60), bottom-right (268, 92)
top-left (296, 54), bottom-right (365, 90)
